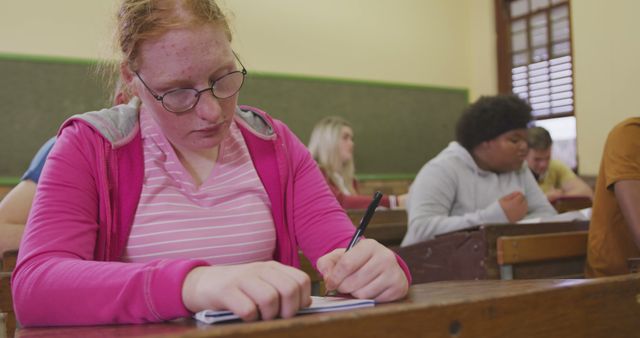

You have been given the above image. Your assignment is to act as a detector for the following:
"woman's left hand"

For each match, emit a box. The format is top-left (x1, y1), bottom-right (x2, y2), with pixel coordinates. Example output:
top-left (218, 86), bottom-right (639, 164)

top-left (316, 238), bottom-right (409, 302)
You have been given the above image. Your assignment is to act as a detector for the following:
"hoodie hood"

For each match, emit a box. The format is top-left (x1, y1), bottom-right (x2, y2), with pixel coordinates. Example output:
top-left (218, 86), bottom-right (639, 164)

top-left (438, 141), bottom-right (528, 177)
top-left (436, 142), bottom-right (492, 177)
top-left (60, 97), bottom-right (275, 148)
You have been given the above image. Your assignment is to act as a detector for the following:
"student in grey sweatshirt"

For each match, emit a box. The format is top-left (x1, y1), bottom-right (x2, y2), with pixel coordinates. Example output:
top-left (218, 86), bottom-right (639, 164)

top-left (401, 95), bottom-right (557, 246)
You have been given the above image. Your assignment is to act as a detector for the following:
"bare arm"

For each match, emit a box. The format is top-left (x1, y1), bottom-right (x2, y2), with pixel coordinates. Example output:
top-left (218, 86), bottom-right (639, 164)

top-left (614, 180), bottom-right (640, 249)
top-left (561, 176), bottom-right (594, 198)
top-left (0, 180), bottom-right (36, 252)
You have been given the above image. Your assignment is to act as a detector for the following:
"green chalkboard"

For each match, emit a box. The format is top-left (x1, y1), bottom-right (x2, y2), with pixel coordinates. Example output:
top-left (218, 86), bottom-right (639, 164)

top-left (0, 54), bottom-right (468, 179)
top-left (240, 73), bottom-right (468, 174)
top-left (0, 56), bottom-right (113, 180)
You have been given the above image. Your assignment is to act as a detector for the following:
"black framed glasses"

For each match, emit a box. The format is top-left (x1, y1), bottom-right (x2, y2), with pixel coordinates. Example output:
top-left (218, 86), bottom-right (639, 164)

top-left (135, 52), bottom-right (247, 114)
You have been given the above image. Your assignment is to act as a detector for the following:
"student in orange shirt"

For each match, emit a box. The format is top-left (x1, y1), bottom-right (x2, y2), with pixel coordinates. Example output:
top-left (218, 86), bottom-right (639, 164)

top-left (586, 118), bottom-right (640, 277)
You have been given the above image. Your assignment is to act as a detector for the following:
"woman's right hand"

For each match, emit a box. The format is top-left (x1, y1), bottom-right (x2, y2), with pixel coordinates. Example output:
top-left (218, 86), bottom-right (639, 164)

top-left (181, 261), bottom-right (311, 321)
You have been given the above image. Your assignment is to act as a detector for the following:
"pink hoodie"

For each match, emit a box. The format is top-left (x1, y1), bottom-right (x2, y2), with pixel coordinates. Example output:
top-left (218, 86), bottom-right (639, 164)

top-left (12, 100), bottom-right (410, 326)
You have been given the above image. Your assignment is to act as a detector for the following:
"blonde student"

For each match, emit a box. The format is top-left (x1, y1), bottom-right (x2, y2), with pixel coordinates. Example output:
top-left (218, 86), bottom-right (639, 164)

top-left (308, 116), bottom-right (407, 209)
top-left (586, 118), bottom-right (640, 277)
top-left (13, 0), bottom-right (410, 327)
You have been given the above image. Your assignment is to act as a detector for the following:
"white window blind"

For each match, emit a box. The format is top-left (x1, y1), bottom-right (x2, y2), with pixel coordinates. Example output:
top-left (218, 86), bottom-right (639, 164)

top-left (508, 0), bottom-right (573, 119)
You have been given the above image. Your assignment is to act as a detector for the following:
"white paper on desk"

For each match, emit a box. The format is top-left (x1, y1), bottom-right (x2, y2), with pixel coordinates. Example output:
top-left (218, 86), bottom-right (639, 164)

top-left (518, 207), bottom-right (592, 224)
top-left (194, 296), bottom-right (375, 324)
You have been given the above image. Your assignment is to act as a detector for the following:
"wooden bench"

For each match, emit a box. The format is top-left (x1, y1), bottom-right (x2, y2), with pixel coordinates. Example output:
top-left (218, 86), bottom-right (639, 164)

top-left (552, 196), bottom-right (592, 213)
top-left (0, 272), bottom-right (14, 338)
top-left (628, 257), bottom-right (640, 274)
top-left (396, 221), bottom-right (590, 284)
top-left (356, 176), bottom-right (413, 196)
top-left (347, 209), bottom-right (407, 247)
top-left (0, 185), bottom-right (13, 201)
top-left (497, 230), bottom-right (588, 280)
top-left (1, 250), bottom-right (18, 337)
top-left (2, 250), bottom-right (18, 272)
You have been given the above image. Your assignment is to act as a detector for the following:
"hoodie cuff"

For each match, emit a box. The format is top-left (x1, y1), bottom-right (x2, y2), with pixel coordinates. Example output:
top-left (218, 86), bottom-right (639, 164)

top-left (483, 200), bottom-right (510, 223)
top-left (148, 259), bottom-right (210, 320)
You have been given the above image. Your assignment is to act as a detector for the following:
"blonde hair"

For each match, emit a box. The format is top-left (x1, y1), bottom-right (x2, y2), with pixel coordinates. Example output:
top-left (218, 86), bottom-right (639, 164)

top-left (308, 116), bottom-right (356, 195)
top-left (527, 126), bottom-right (553, 150)
top-left (100, 0), bottom-right (232, 94)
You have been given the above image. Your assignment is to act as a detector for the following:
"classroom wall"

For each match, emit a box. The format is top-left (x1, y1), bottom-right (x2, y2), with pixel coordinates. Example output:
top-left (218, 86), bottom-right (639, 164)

top-left (4, 1), bottom-right (636, 176)
top-left (0, 0), bottom-right (494, 98)
top-left (572, 1), bottom-right (640, 175)
top-left (226, 0), bottom-right (496, 100)
top-left (0, 1), bottom-right (118, 59)
top-left (0, 56), bottom-right (468, 176)
top-left (0, 0), bottom-right (493, 179)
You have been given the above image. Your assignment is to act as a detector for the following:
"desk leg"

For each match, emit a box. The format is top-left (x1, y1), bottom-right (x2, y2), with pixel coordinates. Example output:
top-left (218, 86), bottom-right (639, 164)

top-left (500, 265), bottom-right (514, 280)
top-left (0, 312), bottom-right (7, 338)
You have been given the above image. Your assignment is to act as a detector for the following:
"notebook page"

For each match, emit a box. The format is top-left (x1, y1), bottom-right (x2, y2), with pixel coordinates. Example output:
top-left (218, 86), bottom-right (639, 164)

top-left (194, 296), bottom-right (375, 324)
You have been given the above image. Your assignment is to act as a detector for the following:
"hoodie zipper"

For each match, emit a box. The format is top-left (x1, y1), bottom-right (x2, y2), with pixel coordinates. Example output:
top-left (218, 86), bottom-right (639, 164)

top-left (103, 142), bottom-right (114, 261)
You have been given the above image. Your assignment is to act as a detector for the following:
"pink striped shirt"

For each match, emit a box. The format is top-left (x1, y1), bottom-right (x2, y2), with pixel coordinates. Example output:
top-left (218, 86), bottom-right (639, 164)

top-left (123, 109), bottom-right (276, 265)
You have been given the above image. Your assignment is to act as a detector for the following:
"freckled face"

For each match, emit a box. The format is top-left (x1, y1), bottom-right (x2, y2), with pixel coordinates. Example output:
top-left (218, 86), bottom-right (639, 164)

top-left (338, 126), bottom-right (354, 163)
top-left (130, 24), bottom-right (238, 153)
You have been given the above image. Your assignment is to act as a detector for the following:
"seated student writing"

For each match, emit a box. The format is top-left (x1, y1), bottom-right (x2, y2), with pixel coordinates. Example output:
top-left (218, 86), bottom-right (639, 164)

top-left (308, 116), bottom-right (407, 209)
top-left (0, 81), bottom-right (129, 254)
top-left (586, 118), bottom-right (640, 277)
top-left (526, 126), bottom-right (593, 202)
top-left (401, 95), bottom-right (557, 246)
top-left (12, 0), bottom-right (410, 327)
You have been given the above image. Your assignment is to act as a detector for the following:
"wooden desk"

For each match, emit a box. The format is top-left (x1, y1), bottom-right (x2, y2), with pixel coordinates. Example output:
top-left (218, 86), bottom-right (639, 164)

top-left (397, 221), bottom-right (589, 284)
top-left (552, 196), bottom-right (592, 213)
top-left (356, 177), bottom-right (412, 196)
top-left (16, 274), bottom-right (640, 338)
top-left (1, 271), bottom-right (15, 338)
top-left (496, 230), bottom-right (588, 280)
top-left (628, 257), bottom-right (640, 273)
top-left (2, 250), bottom-right (18, 272)
top-left (0, 185), bottom-right (12, 201)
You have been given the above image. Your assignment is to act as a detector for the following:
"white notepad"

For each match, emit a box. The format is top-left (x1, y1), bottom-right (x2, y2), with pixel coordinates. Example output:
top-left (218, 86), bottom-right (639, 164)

top-left (518, 207), bottom-right (591, 224)
top-left (194, 296), bottom-right (375, 324)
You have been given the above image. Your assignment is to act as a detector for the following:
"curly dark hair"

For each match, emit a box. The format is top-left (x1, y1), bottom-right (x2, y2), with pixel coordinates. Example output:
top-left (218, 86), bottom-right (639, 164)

top-left (455, 94), bottom-right (532, 151)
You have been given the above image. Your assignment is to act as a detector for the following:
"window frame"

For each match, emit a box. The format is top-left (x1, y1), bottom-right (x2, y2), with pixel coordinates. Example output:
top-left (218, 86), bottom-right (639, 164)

top-left (495, 0), bottom-right (576, 121)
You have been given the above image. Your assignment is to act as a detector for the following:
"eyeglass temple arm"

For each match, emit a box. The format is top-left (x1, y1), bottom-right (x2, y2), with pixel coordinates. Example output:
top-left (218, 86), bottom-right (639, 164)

top-left (232, 50), bottom-right (247, 74)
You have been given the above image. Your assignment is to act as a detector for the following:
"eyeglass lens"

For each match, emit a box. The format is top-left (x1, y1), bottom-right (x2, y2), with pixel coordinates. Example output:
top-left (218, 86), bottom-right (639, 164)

top-left (161, 71), bottom-right (245, 113)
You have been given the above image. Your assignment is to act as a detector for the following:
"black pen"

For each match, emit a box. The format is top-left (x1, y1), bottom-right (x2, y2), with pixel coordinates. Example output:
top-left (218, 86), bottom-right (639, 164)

top-left (324, 191), bottom-right (383, 297)
top-left (346, 191), bottom-right (383, 250)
